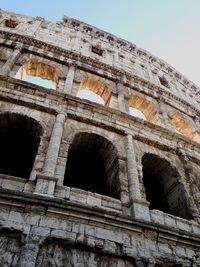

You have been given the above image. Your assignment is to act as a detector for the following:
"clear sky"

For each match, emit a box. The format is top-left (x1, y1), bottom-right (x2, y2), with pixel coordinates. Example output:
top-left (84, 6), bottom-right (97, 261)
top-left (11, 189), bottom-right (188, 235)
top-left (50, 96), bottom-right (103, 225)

top-left (1, 0), bottom-right (200, 86)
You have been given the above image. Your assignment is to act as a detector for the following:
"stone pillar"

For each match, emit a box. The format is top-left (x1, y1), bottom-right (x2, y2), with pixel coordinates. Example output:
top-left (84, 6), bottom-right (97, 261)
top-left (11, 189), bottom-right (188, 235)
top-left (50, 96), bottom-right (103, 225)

top-left (125, 134), bottom-right (150, 221)
top-left (43, 113), bottom-right (65, 176)
top-left (126, 134), bottom-right (141, 200)
top-left (157, 95), bottom-right (173, 130)
top-left (34, 113), bottom-right (65, 197)
top-left (1, 43), bottom-right (23, 76)
top-left (116, 82), bottom-right (127, 112)
top-left (63, 64), bottom-right (76, 94)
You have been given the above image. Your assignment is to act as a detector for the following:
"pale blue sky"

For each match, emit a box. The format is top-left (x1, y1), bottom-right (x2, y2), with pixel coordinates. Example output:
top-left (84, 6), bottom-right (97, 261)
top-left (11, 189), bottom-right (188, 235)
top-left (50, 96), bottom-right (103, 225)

top-left (1, 0), bottom-right (200, 86)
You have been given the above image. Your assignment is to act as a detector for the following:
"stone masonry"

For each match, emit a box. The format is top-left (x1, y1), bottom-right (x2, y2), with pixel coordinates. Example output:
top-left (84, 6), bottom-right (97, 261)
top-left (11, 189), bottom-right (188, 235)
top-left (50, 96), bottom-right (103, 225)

top-left (0, 9), bottom-right (200, 266)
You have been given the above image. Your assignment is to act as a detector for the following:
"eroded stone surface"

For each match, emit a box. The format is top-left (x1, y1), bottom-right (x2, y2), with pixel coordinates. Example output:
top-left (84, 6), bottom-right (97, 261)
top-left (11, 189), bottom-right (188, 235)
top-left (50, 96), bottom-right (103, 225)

top-left (0, 8), bottom-right (200, 267)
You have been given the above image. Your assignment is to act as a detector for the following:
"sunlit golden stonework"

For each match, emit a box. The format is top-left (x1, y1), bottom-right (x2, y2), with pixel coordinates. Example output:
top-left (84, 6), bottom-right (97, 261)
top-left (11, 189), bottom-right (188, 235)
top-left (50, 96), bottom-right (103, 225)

top-left (0, 9), bottom-right (200, 267)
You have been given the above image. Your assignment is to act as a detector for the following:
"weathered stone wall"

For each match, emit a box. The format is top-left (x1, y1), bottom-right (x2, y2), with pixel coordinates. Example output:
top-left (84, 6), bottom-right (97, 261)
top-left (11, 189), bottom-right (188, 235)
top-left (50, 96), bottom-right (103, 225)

top-left (1, 191), bottom-right (200, 267)
top-left (0, 9), bottom-right (200, 266)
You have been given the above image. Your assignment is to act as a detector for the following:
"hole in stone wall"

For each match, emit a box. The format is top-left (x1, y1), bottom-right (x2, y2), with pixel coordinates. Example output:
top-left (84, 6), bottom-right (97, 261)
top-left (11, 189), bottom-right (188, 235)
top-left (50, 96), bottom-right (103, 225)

top-left (0, 113), bottom-right (43, 179)
top-left (15, 62), bottom-right (58, 89)
top-left (159, 76), bottom-right (170, 88)
top-left (91, 45), bottom-right (103, 56)
top-left (63, 132), bottom-right (120, 199)
top-left (142, 153), bottom-right (190, 219)
top-left (5, 18), bottom-right (18, 28)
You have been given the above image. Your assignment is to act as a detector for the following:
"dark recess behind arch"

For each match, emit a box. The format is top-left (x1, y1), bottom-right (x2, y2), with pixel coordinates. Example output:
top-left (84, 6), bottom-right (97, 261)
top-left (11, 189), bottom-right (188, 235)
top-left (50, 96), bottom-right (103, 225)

top-left (0, 112), bottom-right (43, 179)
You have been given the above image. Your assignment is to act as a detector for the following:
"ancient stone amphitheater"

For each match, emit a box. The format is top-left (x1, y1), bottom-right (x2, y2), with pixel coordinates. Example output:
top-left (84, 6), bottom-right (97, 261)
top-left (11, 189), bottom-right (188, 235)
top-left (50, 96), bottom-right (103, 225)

top-left (0, 9), bottom-right (200, 267)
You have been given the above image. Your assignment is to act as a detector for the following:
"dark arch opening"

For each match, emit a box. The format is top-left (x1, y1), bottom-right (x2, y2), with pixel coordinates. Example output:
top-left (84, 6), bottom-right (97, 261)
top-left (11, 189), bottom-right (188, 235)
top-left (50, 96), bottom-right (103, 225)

top-left (142, 154), bottom-right (190, 219)
top-left (63, 132), bottom-right (120, 199)
top-left (0, 113), bottom-right (43, 179)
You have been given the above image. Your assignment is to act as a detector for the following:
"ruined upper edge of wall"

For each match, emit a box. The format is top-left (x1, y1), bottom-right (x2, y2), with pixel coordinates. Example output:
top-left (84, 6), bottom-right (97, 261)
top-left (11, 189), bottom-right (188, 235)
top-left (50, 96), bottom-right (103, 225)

top-left (0, 8), bottom-right (199, 98)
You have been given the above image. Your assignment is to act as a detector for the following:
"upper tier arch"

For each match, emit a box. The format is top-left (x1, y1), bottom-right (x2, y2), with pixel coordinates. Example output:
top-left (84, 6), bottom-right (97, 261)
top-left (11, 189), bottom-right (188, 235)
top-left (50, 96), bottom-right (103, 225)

top-left (0, 8), bottom-right (200, 108)
top-left (16, 61), bottom-right (59, 89)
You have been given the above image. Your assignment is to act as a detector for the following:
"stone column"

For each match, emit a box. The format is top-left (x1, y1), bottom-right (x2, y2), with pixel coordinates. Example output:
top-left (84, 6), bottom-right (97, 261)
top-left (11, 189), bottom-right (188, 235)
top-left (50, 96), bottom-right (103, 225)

top-left (116, 82), bottom-right (127, 112)
top-left (63, 64), bottom-right (76, 94)
top-left (125, 134), bottom-right (150, 221)
top-left (1, 43), bottom-right (23, 76)
top-left (43, 113), bottom-right (65, 176)
top-left (34, 113), bottom-right (65, 197)
top-left (157, 95), bottom-right (173, 130)
top-left (126, 134), bottom-right (141, 200)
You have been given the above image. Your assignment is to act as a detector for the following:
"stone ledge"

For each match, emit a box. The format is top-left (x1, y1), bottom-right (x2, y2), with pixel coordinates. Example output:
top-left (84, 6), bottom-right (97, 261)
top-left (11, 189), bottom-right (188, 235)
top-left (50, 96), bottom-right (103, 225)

top-left (0, 174), bottom-right (26, 191)
top-left (1, 188), bottom-right (200, 244)
top-left (34, 173), bottom-right (58, 197)
top-left (55, 185), bottom-right (122, 213)
top-left (150, 209), bottom-right (200, 237)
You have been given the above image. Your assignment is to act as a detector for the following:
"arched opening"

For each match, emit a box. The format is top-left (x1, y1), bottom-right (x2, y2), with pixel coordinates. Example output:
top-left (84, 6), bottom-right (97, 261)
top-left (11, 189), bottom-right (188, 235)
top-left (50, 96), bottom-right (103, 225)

top-left (77, 77), bottom-right (112, 106)
top-left (142, 153), bottom-right (190, 219)
top-left (77, 89), bottom-right (105, 105)
top-left (129, 107), bottom-right (147, 121)
top-left (171, 112), bottom-right (200, 143)
top-left (63, 132), bottom-right (120, 199)
top-left (128, 95), bottom-right (160, 125)
top-left (0, 113), bottom-right (43, 179)
top-left (15, 62), bottom-right (58, 89)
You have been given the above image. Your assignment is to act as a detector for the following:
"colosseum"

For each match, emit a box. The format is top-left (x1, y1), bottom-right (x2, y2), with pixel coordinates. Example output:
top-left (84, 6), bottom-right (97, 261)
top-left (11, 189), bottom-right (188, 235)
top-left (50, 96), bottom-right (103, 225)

top-left (0, 9), bottom-right (200, 267)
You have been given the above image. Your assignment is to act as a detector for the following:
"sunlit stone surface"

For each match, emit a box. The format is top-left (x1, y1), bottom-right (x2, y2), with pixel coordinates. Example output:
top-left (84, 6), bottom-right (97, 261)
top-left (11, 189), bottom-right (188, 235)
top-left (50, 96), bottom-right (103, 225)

top-left (0, 9), bottom-right (200, 267)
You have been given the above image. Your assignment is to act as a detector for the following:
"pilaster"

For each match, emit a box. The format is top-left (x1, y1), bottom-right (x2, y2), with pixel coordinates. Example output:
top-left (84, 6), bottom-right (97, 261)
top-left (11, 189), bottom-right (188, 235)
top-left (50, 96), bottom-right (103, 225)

top-left (63, 64), bottom-right (76, 94)
top-left (1, 43), bottom-right (23, 76)
top-left (125, 133), bottom-right (150, 221)
top-left (34, 112), bottom-right (66, 197)
top-left (157, 94), bottom-right (173, 130)
top-left (116, 82), bottom-right (127, 112)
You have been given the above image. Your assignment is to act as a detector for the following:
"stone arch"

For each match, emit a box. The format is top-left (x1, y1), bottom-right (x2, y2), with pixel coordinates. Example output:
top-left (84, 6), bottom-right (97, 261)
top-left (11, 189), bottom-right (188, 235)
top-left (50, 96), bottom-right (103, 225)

top-left (78, 76), bottom-right (112, 106)
top-left (0, 105), bottom-right (52, 137)
top-left (63, 132), bottom-right (120, 199)
top-left (0, 112), bottom-right (43, 179)
top-left (128, 95), bottom-right (160, 125)
top-left (65, 126), bottom-right (123, 158)
top-left (142, 153), bottom-right (190, 219)
top-left (171, 111), bottom-right (200, 143)
top-left (15, 61), bottom-right (59, 89)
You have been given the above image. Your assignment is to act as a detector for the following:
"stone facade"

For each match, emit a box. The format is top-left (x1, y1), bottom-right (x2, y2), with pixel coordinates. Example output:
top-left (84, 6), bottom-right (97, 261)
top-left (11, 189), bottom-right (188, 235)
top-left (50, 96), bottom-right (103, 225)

top-left (0, 9), bottom-right (200, 266)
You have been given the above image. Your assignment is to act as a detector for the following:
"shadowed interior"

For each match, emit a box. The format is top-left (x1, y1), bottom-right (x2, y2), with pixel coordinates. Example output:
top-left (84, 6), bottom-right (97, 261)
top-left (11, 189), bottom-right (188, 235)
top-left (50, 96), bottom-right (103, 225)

top-left (142, 153), bottom-right (190, 219)
top-left (64, 132), bottom-right (120, 199)
top-left (0, 113), bottom-right (43, 179)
